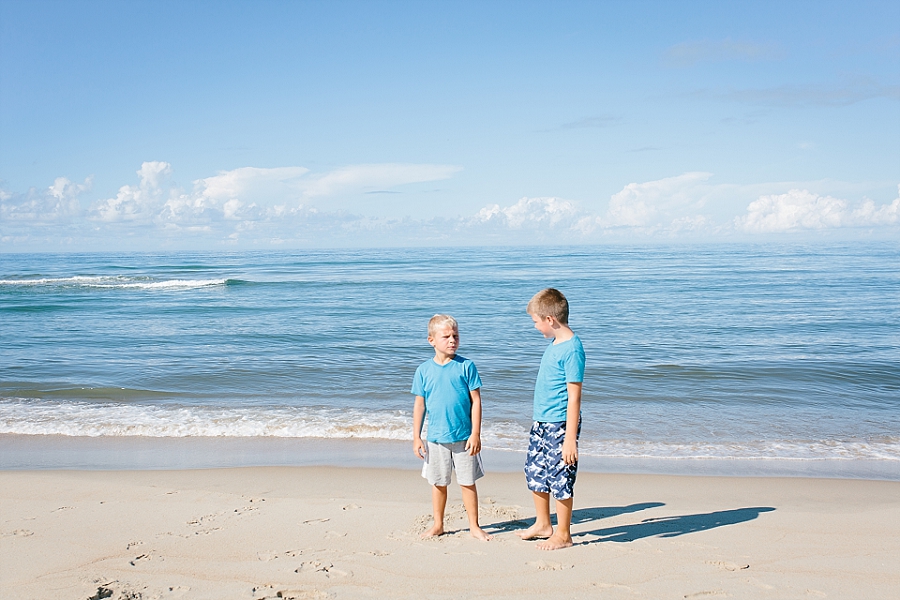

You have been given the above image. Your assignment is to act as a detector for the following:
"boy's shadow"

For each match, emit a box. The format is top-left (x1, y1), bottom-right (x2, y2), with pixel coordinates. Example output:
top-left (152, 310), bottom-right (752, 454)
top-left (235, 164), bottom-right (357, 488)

top-left (487, 502), bottom-right (664, 533)
top-left (486, 503), bottom-right (775, 545)
top-left (574, 506), bottom-right (776, 545)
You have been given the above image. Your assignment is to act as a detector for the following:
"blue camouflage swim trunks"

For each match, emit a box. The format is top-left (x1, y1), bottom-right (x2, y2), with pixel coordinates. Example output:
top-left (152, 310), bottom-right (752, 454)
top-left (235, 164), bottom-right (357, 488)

top-left (524, 420), bottom-right (581, 500)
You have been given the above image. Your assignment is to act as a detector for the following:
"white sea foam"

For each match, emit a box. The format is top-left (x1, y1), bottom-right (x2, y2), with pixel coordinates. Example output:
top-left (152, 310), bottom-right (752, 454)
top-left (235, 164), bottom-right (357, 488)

top-left (2, 399), bottom-right (898, 462)
top-left (0, 399), bottom-right (409, 439)
top-left (0, 276), bottom-right (226, 290)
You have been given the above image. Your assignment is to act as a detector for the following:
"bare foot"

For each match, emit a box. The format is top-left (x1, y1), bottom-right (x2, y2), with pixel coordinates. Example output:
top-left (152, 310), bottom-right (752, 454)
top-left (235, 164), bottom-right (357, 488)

top-left (516, 523), bottom-right (553, 540)
top-left (536, 534), bottom-right (573, 550)
top-left (469, 526), bottom-right (493, 541)
top-left (420, 523), bottom-right (445, 538)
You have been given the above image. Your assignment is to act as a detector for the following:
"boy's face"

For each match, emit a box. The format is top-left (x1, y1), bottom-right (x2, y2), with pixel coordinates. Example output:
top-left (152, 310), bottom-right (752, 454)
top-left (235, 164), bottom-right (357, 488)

top-left (428, 325), bottom-right (459, 356)
top-left (530, 312), bottom-right (556, 338)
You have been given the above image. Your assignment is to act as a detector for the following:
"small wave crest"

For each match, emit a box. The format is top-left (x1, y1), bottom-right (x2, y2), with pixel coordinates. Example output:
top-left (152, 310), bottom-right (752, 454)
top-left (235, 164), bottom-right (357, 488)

top-left (0, 276), bottom-right (227, 290)
top-left (0, 398), bottom-right (411, 439)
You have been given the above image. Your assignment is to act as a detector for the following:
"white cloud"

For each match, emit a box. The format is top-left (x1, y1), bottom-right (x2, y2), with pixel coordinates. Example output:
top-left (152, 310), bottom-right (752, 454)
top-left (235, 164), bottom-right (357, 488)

top-left (86, 161), bottom-right (461, 228)
top-left (736, 186), bottom-right (900, 232)
top-left (0, 176), bottom-right (92, 222)
top-left (475, 197), bottom-right (581, 228)
top-left (300, 163), bottom-right (462, 197)
top-left (195, 166), bottom-right (309, 202)
top-left (602, 172), bottom-right (713, 228)
top-left (470, 174), bottom-right (723, 239)
top-left (6, 164), bottom-right (897, 250)
top-left (91, 161), bottom-right (172, 222)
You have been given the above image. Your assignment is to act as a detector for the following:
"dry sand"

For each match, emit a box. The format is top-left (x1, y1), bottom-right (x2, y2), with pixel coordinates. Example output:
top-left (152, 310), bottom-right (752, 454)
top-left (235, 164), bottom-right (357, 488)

top-left (1, 467), bottom-right (898, 599)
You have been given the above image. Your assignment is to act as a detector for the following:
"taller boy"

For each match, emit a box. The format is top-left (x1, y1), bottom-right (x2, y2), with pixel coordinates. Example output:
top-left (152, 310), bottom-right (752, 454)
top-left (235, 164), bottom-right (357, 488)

top-left (517, 288), bottom-right (585, 550)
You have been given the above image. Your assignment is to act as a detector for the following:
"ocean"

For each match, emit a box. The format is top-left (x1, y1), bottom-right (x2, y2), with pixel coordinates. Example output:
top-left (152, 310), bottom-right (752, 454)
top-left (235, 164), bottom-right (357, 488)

top-left (1, 244), bottom-right (898, 478)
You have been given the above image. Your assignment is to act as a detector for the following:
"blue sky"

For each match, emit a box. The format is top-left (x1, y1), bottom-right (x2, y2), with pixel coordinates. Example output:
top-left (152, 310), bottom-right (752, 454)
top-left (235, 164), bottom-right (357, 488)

top-left (1, 0), bottom-right (898, 250)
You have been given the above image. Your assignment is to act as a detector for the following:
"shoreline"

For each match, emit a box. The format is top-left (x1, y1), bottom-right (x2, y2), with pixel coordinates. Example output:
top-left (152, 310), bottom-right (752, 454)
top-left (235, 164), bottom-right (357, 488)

top-left (2, 433), bottom-right (899, 481)
top-left (2, 466), bottom-right (898, 599)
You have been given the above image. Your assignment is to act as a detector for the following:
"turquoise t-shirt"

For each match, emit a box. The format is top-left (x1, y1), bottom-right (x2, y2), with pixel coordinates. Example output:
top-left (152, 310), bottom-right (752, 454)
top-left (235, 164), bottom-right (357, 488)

top-left (411, 355), bottom-right (482, 444)
top-left (533, 335), bottom-right (585, 422)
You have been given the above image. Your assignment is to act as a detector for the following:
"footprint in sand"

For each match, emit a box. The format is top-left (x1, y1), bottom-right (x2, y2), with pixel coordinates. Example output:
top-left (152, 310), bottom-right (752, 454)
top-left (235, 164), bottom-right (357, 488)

top-left (126, 541), bottom-right (143, 550)
top-left (294, 561), bottom-right (350, 578)
top-left (526, 560), bottom-right (573, 571)
top-left (257, 549), bottom-right (302, 561)
top-left (274, 589), bottom-right (330, 599)
top-left (323, 530), bottom-right (346, 539)
top-left (1, 529), bottom-right (34, 538)
top-left (706, 560), bottom-right (750, 571)
top-left (479, 499), bottom-right (523, 520)
top-left (301, 518), bottom-right (330, 525)
top-left (684, 591), bottom-right (728, 598)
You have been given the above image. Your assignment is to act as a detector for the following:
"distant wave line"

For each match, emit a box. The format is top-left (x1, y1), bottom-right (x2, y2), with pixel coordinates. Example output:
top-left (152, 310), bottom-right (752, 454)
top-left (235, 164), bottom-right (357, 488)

top-left (0, 276), bottom-right (230, 290)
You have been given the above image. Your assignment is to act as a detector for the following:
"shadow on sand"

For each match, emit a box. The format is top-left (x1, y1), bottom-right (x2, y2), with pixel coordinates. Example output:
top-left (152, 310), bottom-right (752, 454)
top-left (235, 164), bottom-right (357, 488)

top-left (488, 503), bottom-right (776, 546)
top-left (574, 506), bottom-right (776, 545)
top-left (487, 502), bottom-right (665, 533)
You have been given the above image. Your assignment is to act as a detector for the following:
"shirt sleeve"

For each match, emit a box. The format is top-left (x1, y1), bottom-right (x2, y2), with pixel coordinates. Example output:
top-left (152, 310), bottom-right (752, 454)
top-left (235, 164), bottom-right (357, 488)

top-left (411, 365), bottom-right (426, 396)
top-left (563, 343), bottom-right (585, 383)
top-left (465, 360), bottom-right (483, 391)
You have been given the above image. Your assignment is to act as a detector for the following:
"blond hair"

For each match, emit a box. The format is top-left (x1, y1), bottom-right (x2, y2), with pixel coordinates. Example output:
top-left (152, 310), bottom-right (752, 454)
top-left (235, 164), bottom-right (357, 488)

top-left (428, 314), bottom-right (458, 337)
top-left (526, 288), bottom-right (569, 324)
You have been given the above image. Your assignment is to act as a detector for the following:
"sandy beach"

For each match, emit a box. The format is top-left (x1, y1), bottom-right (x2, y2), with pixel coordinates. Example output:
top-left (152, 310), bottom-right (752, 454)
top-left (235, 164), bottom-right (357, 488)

top-left (1, 467), bottom-right (898, 600)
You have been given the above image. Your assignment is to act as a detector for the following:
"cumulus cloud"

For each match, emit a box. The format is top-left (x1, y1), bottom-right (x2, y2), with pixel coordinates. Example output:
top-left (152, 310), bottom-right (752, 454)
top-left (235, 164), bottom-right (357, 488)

top-left (471, 173), bottom-right (721, 238)
top-left (601, 172), bottom-right (714, 228)
top-left (736, 186), bottom-right (900, 232)
top-left (475, 197), bottom-right (582, 228)
top-left (91, 161), bottom-right (172, 222)
top-left (664, 38), bottom-right (784, 67)
top-left (6, 164), bottom-right (898, 250)
top-left (85, 161), bottom-right (461, 229)
top-left (0, 176), bottom-right (92, 222)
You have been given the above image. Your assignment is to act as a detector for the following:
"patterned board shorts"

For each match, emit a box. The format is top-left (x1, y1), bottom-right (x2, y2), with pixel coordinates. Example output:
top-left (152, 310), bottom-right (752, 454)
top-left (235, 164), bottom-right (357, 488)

top-left (524, 419), bottom-right (581, 500)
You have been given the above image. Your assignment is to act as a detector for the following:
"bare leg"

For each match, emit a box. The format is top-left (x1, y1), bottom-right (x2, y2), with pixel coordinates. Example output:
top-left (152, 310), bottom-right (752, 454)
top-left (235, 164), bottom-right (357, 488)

top-left (460, 484), bottom-right (492, 541)
top-left (536, 496), bottom-right (574, 550)
top-left (421, 485), bottom-right (447, 538)
top-left (516, 491), bottom-right (554, 540)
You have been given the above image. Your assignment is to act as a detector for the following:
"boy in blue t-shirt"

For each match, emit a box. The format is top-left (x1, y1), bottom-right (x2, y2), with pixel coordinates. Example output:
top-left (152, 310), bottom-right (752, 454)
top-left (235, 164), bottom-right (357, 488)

top-left (412, 314), bottom-right (491, 541)
top-left (516, 288), bottom-right (585, 550)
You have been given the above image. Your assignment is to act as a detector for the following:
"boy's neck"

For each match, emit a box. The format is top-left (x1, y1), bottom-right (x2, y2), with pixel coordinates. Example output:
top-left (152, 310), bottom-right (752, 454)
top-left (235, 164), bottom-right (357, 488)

top-left (551, 325), bottom-right (575, 344)
top-left (432, 351), bottom-right (456, 365)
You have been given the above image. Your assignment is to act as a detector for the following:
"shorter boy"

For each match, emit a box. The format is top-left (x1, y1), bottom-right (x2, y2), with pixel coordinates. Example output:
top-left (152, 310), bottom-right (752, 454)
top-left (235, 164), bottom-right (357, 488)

top-left (412, 314), bottom-right (491, 541)
top-left (517, 288), bottom-right (585, 550)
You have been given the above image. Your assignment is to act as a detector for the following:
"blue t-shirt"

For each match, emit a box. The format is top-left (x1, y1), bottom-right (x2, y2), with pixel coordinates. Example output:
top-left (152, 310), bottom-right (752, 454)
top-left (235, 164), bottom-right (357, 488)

top-left (411, 355), bottom-right (482, 444)
top-left (533, 335), bottom-right (585, 422)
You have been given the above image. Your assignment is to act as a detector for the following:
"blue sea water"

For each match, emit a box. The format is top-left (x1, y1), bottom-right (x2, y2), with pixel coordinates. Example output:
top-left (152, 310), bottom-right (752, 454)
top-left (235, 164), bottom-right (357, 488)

top-left (1, 244), bottom-right (898, 477)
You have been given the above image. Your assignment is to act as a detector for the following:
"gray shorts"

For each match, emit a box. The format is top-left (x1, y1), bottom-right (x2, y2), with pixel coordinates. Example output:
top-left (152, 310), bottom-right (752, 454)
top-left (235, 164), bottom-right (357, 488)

top-left (421, 440), bottom-right (485, 487)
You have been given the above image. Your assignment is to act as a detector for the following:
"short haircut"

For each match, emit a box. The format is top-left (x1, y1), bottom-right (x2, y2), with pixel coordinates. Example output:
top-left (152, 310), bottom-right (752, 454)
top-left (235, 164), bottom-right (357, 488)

top-left (428, 314), bottom-right (458, 337)
top-left (527, 288), bottom-right (569, 324)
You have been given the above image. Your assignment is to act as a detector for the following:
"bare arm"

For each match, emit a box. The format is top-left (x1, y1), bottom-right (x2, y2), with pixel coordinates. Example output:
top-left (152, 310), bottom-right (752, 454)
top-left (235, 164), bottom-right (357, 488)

top-left (412, 395), bottom-right (426, 459)
top-left (562, 382), bottom-right (582, 465)
top-left (466, 388), bottom-right (483, 456)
